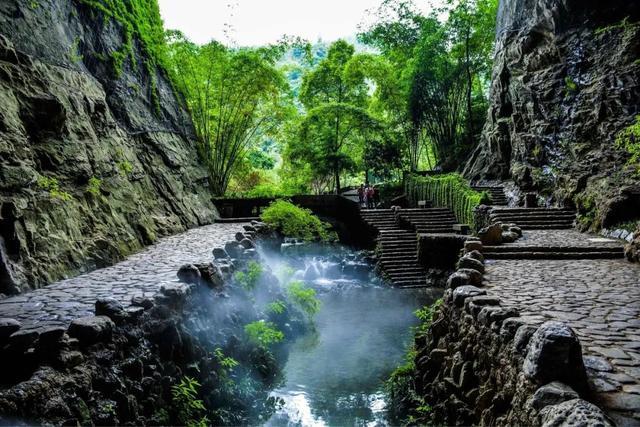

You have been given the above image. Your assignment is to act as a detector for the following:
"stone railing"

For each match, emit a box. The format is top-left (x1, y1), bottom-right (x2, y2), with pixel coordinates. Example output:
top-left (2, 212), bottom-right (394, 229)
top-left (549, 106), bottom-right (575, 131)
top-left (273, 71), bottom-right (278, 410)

top-left (413, 240), bottom-right (612, 426)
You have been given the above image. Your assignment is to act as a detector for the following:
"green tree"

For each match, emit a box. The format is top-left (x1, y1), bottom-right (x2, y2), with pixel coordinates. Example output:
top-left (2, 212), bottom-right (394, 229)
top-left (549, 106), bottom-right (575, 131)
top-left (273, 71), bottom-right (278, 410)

top-left (166, 31), bottom-right (292, 195)
top-left (294, 40), bottom-right (384, 194)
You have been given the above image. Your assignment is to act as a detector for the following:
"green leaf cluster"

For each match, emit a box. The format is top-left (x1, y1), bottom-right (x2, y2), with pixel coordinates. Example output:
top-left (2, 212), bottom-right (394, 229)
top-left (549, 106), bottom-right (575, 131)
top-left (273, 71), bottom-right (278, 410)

top-left (234, 261), bottom-right (263, 291)
top-left (286, 281), bottom-right (321, 318)
top-left (616, 115), bottom-right (640, 175)
top-left (75, 0), bottom-right (168, 110)
top-left (85, 176), bottom-right (102, 197)
top-left (266, 300), bottom-right (287, 315)
top-left (244, 320), bottom-right (284, 347)
top-left (405, 173), bottom-right (489, 226)
top-left (260, 200), bottom-right (337, 242)
top-left (171, 377), bottom-right (209, 427)
top-left (37, 176), bottom-right (73, 201)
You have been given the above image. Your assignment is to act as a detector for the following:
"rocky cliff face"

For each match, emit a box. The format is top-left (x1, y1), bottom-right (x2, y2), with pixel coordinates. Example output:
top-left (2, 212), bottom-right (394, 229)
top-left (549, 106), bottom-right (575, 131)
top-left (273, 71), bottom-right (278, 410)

top-left (0, 0), bottom-right (217, 295)
top-left (464, 0), bottom-right (640, 229)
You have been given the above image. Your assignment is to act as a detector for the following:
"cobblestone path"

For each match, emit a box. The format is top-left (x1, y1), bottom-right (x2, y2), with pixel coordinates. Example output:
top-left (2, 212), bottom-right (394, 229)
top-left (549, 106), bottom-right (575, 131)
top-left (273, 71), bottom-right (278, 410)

top-left (507, 229), bottom-right (624, 248)
top-left (0, 223), bottom-right (246, 331)
top-left (483, 231), bottom-right (640, 424)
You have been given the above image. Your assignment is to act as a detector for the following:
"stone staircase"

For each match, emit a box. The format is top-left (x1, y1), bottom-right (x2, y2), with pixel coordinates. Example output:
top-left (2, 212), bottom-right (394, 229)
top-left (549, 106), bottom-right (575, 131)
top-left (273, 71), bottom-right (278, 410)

top-left (482, 245), bottom-right (625, 260)
top-left (473, 185), bottom-right (508, 206)
top-left (398, 208), bottom-right (457, 233)
top-left (360, 208), bottom-right (459, 288)
top-left (490, 207), bottom-right (576, 230)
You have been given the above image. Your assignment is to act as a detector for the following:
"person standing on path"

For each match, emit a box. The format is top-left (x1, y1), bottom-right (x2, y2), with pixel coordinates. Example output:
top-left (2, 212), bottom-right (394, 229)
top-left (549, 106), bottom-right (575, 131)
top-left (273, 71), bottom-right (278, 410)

top-left (366, 186), bottom-right (374, 209)
top-left (357, 185), bottom-right (365, 207)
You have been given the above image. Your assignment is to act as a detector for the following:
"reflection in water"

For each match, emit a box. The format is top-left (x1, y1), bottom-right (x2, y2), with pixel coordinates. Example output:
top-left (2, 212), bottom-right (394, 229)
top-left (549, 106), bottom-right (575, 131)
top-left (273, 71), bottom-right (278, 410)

top-left (266, 275), bottom-right (436, 426)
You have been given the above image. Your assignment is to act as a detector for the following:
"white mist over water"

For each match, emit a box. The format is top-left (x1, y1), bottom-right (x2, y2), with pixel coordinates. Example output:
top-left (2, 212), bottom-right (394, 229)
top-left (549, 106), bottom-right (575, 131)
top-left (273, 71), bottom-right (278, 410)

top-left (256, 243), bottom-right (439, 426)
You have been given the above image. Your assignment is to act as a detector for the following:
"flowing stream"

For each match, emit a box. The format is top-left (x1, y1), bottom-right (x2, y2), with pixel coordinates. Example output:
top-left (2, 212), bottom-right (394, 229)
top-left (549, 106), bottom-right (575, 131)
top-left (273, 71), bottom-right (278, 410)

top-left (260, 247), bottom-right (438, 426)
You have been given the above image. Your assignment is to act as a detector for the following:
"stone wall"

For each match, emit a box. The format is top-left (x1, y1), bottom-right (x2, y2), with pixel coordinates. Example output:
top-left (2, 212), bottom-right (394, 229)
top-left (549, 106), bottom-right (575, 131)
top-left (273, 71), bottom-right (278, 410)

top-left (464, 0), bottom-right (640, 229)
top-left (0, 224), bottom-right (292, 425)
top-left (413, 241), bottom-right (612, 426)
top-left (0, 0), bottom-right (217, 295)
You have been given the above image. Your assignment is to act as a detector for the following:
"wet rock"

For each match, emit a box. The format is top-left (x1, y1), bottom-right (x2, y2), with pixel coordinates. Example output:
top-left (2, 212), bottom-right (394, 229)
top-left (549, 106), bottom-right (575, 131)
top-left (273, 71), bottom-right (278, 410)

top-left (478, 223), bottom-right (502, 245)
top-left (502, 231), bottom-right (519, 243)
top-left (540, 399), bottom-right (613, 427)
top-left (8, 328), bottom-right (40, 350)
top-left (583, 355), bottom-right (614, 373)
top-left (465, 250), bottom-right (485, 263)
top-left (531, 382), bottom-right (579, 410)
top-left (239, 238), bottom-right (255, 249)
top-left (453, 286), bottom-right (486, 307)
top-left (68, 316), bottom-right (114, 345)
top-left (196, 263), bottom-right (225, 288)
top-left (235, 232), bottom-right (245, 242)
top-left (225, 241), bottom-right (243, 258)
top-left (243, 225), bottom-right (256, 233)
top-left (457, 256), bottom-right (485, 274)
top-left (464, 240), bottom-right (483, 252)
top-left (159, 284), bottom-right (189, 305)
top-left (37, 326), bottom-right (66, 348)
top-left (513, 325), bottom-right (538, 355)
top-left (131, 296), bottom-right (154, 310)
top-left (212, 248), bottom-right (229, 260)
top-left (456, 268), bottom-right (483, 286)
top-left (0, 318), bottom-right (21, 342)
top-left (523, 322), bottom-right (588, 391)
top-left (177, 264), bottom-right (201, 284)
top-left (95, 298), bottom-right (128, 324)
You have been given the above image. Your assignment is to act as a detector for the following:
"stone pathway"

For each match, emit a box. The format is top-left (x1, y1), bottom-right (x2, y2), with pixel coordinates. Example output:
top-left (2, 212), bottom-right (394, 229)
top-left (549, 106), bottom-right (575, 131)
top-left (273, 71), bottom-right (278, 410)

top-left (0, 223), bottom-right (246, 331)
top-left (483, 231), bottom-right (640, 424)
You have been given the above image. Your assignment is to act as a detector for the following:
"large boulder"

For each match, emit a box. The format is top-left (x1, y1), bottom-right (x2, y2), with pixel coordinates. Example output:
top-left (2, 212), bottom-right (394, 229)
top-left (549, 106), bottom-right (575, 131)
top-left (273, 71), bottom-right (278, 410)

top-left (540, 399), bottom-right (613, 427)
top-left (523, 322), bottom-right (588, 392)
top-left (68, 316), bottom-right (115, 345)
top-left (95, 298), bottom-right (128, 324)
top-left (478, 223), bottom-right (502, 245)
top-left (0, 318), bottom-right (21, 343)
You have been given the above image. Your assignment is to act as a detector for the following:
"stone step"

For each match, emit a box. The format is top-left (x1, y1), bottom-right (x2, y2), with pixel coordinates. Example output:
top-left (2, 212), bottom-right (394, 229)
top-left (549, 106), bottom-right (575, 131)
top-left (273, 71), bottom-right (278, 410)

top-left (491, 212), bottom-right (576, 219)
top-left (518, 224), bottom-right (575, 230)
top-left (483, 251), bottom-right (625, 260)
top-left (490, 208), bottom-right (575, 214)
top-left (494, 220), bottom-right (575, 226)
top-left (483, 245), bottom-right (623, 253)
top-left (215, 217), bottom-right (260, 223)
top-left (392, 279), bottom-right (427, 288)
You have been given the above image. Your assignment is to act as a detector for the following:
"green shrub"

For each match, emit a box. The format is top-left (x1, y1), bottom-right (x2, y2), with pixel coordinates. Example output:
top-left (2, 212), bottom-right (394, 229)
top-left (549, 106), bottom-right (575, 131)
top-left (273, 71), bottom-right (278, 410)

top-left (244, 320), bottom-right (284, 347)
top-left (616, 115), bottom-right (640, 175)
top-left (86, 176), bottom-right (102, 196)
top-left (234, 261), bottom-right (263, 291)
top-left (37, 176), bottom-right (73, 201)
top-left (171, 377), bottom-right (209, 427)
top-left (386, 299), bottom-right (441, 425)
top-left (286, 281), bottom-right (321, 317)
top-left (405, 173), bottom-right (489, 227)
top-left (266, 300), bottom-right (287, 315)
top-left (260, 200), bottom-right (337, 242)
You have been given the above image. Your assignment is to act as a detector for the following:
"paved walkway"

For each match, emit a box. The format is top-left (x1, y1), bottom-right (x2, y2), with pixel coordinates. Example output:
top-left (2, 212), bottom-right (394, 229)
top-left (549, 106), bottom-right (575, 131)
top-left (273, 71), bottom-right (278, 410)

top-left (483, 231), bottom-right (640, 424)
top-left (0, 223), bottom-right (246, 331)
top-left (507, 229), bottom-right (623, 248)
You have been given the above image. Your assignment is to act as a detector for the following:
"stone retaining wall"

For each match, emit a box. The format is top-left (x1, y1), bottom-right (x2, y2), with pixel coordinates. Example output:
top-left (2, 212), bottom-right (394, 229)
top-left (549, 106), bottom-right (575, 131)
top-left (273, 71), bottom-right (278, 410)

top-left (413, 241), bottom-right (612, 426)
top-left (0, 224), bottom-right (291, 425)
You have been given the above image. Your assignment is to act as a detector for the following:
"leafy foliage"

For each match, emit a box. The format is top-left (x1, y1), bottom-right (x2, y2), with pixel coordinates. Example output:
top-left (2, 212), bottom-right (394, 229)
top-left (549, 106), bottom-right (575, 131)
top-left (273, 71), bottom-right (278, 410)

top-left (75, 0), bottom-right (168, 109)
top-left (171, 377), bottom-right (209, 427)
top-left (260, 200), bottom-right (337, 242)
top-left (37, 176), bottom-right (73, 201)
top-left (405, 173), bottom-right (489, 226)
top-left (286, 281), bottom-right (321, 317)
top-left (85, 176), bottom-right (102, 197)
top-left (244, 320), bottom-right (284, 347)
top-left (234, 261), bottom-right (263, 291)
top-left (386, 299), bottom-right (441, 425)
top-left (616, 115), bottom-right (640, 175)
top-left (267, 300), bottom-right (287, 315)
